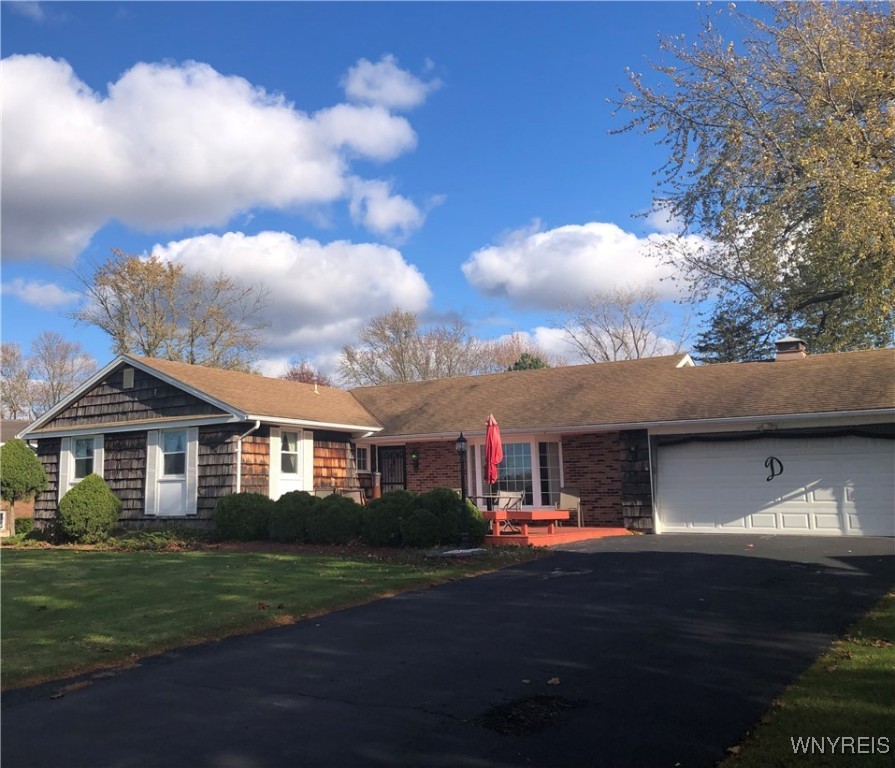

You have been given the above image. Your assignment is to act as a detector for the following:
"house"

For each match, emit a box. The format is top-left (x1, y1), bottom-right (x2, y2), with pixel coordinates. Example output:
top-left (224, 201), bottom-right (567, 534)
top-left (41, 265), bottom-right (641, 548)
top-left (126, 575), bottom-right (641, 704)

top-left (1, 419), bottom-right (37, 537)
top-left (18, 342), bottom-right (895, 537)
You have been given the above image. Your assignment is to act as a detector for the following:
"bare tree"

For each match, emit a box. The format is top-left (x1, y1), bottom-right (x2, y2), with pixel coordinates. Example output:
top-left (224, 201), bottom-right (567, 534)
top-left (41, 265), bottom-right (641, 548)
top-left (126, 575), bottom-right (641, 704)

top-left (0, 343), bottom-right (33, 419)
top-left (479, 333), bottom-right (561, 372)
top-left (73, 249), bottom-right (269, 370)
top-left (340, 310), bottom-right (493, 386)
top-left (28, 331), bottom-right (97, 415)
top-left (281, 360), bottom-right (336, 388)
top-left (562, 286), bottom-right (690, 363)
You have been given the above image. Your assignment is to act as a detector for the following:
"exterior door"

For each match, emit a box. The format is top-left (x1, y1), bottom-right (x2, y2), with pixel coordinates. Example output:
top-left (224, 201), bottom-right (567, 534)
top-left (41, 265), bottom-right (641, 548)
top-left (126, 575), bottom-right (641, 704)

top-left (379, 447), bottom-right (406, 493)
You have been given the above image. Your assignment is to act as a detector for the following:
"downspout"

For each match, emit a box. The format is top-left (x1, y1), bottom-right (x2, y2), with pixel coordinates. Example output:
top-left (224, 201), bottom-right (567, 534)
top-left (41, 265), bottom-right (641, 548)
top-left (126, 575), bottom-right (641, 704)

top-left (235, 420), bottom-right (261, 494)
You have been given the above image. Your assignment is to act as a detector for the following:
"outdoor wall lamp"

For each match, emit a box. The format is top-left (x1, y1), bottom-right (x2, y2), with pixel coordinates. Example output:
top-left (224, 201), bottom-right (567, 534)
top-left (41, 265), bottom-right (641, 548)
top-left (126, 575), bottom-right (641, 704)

top-left (410, 449), bottom-right (420, 472)
top-left (455, 433), bottom-right (469, 548)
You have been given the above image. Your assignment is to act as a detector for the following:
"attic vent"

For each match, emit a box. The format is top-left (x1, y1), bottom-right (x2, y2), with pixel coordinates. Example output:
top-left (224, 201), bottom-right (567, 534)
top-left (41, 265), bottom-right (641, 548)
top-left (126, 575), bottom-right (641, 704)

top-left (123, 367), bottom-right (135, 389)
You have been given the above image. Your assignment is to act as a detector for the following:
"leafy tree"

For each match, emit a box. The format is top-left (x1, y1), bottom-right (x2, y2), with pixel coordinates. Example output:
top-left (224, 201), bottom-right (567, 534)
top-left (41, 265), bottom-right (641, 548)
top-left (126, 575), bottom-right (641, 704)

top-left (508, 352), bottom-right (548, 371)
top-left (73, 249), bottom-right (269, 370)
top-left (690, 303), bottom-right (772, 363)
top-left (0, 438), bottom-right (47, 534)
top-left (281, 360), bottom-right (336, 388)
top-left (562, 286), bottom-right (689, 362)
top-left (613, 1), bottom-right (895, 353)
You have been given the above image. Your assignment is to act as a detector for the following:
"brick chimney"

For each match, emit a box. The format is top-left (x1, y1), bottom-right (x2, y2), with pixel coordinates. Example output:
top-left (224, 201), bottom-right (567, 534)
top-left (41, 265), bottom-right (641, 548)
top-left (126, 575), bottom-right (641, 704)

top-left (775, 336), bottom-right (807, 361)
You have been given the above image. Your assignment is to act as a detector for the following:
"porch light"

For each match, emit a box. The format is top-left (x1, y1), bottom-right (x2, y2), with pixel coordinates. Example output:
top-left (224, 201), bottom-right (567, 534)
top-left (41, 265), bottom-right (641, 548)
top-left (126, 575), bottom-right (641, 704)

top-left (455, 433), bottom-right (469, 548)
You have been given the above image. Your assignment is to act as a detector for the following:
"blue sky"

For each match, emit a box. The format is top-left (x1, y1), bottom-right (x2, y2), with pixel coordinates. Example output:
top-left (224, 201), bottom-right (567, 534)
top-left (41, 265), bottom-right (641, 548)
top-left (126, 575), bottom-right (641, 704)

top-left (1, 1), bottom-right (730, 376)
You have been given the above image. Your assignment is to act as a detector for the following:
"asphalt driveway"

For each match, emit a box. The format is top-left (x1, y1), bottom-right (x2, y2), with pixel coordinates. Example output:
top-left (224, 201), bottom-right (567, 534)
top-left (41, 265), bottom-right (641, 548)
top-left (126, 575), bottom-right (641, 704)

top-left (3, 534), bottom-right (893, 768)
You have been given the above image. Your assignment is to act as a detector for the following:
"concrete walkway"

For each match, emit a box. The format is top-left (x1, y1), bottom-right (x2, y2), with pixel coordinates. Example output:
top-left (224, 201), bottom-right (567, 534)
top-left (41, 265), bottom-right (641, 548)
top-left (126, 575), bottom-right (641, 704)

top-left (3, 534), bottom-right (893, 767)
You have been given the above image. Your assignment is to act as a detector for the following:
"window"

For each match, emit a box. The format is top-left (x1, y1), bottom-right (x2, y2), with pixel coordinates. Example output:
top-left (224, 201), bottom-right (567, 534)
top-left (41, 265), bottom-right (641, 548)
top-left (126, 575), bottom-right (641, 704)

top-left (539, 442), bottom-right (562, 507)
top-left (480, 438), bottom-right (562, 507)
top-left (498, 443), bottom-right (534, 505)
top-left (281, 431), bottom-right (300, 474)
top-left (74, 438), bottom-right (95, 479)
top-left (162, 430), bottom-right (187, 476)
top-left (353, 445), bottom-right (369, 473)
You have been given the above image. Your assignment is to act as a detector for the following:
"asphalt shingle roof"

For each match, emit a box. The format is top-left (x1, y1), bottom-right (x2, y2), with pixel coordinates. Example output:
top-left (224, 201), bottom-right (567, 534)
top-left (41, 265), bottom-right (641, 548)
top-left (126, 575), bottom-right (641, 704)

top-left (130, 356), bottom-right (383, 430)
top-left (350, 350), bottom-right (895, 437)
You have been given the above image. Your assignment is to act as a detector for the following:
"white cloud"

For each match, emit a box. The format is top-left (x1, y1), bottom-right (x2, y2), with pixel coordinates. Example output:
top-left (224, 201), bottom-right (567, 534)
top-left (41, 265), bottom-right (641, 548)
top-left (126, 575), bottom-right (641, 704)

top-left (1, 55), bottom-right (433, 263)
top-left (462, 220), bottom-right (706, 309)
top-left (342, 54), bottom-right (441, 110)
top-left (8, 2), bottom-right (45, 22)
top-left (645, 202), bottom-right (684, 234)
top-left (1, 278), bottom-right (80, 310)
top-left (150, 230), bottom-right (432, 358)
top-left (349, 179), bottom-right (424, 240)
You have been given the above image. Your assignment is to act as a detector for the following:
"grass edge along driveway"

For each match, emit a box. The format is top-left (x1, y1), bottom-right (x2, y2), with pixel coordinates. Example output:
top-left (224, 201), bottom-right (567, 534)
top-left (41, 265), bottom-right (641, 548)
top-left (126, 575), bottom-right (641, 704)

top-left (1, 547), bottom-right (541, 690)
top-left (726, 591), bottom-right (895, 768)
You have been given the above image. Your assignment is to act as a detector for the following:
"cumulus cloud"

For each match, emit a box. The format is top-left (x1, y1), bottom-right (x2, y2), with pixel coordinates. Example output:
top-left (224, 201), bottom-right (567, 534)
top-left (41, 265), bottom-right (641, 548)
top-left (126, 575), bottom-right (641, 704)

top-left (150, 230), bottom-right (432, 358)
top-left (645, 202), bottom-right (684, 234)
top-left (1, 278), bottom-right (80, 310)
top-left (342, 54), bottom-right (441, 110)
top-left (1, 55), bottom-right (432, 263)
top-left (349, 179), bottom-right (424, 240)
top-left (462, 220), bottom-right (707, 309)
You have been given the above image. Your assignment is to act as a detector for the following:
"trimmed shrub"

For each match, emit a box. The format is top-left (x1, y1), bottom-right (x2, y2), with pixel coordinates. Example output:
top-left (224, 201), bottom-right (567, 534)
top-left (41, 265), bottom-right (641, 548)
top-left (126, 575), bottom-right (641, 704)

top-left (14, 517), bottom-right (34, 538)
top-left (306, 494), bottom-right (362, 545)
top-left (58, 474), bottom-right (122, 543)
top-left (0, 438), bottom-right (47, 510)
top-left (401, 487), bottom-right (486, 548)
top-left (359, 490), bottom-right (416, 547)
top-left (268, 490), bottom-right (317, 542)
top-left (213, 492), bottom-right (275, 541)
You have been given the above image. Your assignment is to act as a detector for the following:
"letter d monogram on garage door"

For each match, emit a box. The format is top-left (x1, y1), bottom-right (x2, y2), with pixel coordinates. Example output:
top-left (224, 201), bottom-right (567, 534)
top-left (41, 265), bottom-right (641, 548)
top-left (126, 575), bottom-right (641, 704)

top-left (764, 455), bottom-right (784, 482)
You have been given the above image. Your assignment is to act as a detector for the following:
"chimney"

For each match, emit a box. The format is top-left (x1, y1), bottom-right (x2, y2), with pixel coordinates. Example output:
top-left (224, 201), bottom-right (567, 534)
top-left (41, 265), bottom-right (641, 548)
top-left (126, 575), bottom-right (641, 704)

top-left (775, 336), bottom-right (807, 361)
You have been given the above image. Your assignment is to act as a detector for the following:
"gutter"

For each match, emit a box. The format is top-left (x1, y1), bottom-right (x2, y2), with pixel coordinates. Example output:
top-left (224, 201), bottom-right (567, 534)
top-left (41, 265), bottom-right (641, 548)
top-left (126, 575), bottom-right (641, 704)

top-left (234, 420), bottom-right (261, 494)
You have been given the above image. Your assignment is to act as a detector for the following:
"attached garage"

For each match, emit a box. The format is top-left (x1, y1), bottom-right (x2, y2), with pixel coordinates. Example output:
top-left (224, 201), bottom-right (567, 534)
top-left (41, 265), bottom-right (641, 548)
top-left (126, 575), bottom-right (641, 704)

top-left (656, 435), bottom-right (895, 536)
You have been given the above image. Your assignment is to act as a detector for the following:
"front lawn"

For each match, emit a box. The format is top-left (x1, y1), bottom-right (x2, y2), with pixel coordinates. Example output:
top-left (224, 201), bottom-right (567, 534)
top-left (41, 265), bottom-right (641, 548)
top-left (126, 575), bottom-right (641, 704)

top-left (725, 591), bottom-right (895, 767)
top-left (1, 546), bottom-right (540, 689)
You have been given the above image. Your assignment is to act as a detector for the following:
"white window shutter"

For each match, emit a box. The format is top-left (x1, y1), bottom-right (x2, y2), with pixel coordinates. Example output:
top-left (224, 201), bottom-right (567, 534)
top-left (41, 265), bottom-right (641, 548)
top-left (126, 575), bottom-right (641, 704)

top-left (268, 426), bottom-right (280, 499)
top-left (302, 430), bottom-right (314, 491)
top-left (145, 431), bottom-right (159, 516)
top-left (185, 428), bottom-right (199, 515)
top-left (94, 434), bottom-right (105, 479)
top-left (58, 437), bottom-right (72, 501)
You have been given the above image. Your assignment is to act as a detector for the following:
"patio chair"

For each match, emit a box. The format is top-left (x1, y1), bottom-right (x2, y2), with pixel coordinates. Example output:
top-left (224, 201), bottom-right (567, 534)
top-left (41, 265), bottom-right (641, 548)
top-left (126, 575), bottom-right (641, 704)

top-left (496, 490), bottom-right (524, 534)
top-left (340, 488), bottom-right (365, 505)
top-left (314, 487), bottom-right (336, 498)
top-left (558, 487), bottom-right (581, 527)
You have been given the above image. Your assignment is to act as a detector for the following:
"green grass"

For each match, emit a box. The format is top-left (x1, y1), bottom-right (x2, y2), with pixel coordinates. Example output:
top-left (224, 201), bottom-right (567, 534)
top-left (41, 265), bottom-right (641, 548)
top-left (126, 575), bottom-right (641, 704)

top-left (725, 592), bottom-right (895, 767)
top-left (0, 547), bottom-right (541, 690)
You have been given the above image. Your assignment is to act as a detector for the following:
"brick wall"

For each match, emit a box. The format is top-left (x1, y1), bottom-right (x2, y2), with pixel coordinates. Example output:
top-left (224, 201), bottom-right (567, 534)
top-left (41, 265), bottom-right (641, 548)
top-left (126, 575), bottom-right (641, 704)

top-left (561, 432), bottom-right (626, 527)
top-left (405, 441), bottom-right (464, 494)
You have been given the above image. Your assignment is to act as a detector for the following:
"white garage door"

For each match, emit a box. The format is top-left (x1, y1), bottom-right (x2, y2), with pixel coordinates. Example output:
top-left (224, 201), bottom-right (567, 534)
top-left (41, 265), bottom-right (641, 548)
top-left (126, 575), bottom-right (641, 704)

top-left (657, 436), bottom-right (894, 536)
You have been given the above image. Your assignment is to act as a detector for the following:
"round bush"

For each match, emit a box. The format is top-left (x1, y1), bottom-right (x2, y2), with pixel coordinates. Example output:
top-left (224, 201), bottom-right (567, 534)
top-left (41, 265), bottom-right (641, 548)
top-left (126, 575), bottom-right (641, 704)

top-left (268, 490), bottom-right (318, 542)
top-left (0, 438), bottom-right (47, 508)
top-left (359, 490), bottom-right (417, 547)
top-left (58, 474), bottom-right (122, 543)
top-left (306, 494), bottom-right (362, 545)
top-left (402, 487), bottom-right (486, 547)
top-left (213, 492), bottom-right (275, 541)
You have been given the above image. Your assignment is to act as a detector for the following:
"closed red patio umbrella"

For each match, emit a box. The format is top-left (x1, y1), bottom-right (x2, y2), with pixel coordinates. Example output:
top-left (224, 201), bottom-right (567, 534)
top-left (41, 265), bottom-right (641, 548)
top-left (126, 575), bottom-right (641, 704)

top-left (484, 413), bottom-right (503, 493)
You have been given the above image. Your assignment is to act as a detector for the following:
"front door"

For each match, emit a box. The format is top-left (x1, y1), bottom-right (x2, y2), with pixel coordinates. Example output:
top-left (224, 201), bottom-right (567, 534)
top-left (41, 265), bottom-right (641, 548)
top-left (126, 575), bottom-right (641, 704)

top-left (379, 447), bottom-right (406, 493)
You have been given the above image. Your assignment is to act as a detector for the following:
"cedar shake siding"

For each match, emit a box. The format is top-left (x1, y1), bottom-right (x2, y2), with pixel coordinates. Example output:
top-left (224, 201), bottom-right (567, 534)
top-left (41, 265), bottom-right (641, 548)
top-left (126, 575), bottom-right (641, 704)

top-left (240, 427), bottom-right (270, 497)
top-left (105, 433), bottom-right (147, 518)
top-left (34, 438), bottom-right (61, 521)
top-left (314, 431), bottom-right (354, 490)
top-left (620, 430), bottom-right (653, 532)
top-left (197, 426), bottom-right (241, 516)
top-left (43, 366), bottom-right (225, 429)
